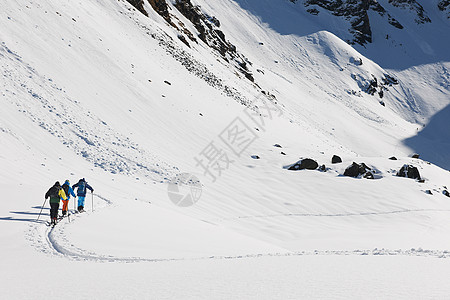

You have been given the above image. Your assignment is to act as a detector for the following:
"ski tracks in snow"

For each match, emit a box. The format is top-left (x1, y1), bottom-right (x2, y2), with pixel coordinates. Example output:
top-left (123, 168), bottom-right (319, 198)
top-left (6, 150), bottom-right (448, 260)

top-left (26, 194), bottom-right (450, 263)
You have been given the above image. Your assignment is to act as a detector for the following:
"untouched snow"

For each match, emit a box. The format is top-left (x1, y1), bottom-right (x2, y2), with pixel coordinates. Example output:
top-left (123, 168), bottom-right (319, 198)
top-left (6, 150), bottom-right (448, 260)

top-left (1, 0), bottom-right (450, 299)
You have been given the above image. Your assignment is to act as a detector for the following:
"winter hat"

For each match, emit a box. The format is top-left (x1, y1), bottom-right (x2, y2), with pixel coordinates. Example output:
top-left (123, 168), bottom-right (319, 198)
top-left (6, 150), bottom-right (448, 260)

top-left (55, 181), bottom-right (60, 187)
top-left (65, 179), bottom-right (70, 184)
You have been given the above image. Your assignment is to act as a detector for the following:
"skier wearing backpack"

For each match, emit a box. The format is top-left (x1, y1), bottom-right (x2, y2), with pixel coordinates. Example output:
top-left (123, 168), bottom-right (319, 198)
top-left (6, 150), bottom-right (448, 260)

top-left (72, 178), bottom-right (94, 212)
top-left (61, 180), bottom-right (76, 216)
top-left (45, 182), bottom-right (68, 225)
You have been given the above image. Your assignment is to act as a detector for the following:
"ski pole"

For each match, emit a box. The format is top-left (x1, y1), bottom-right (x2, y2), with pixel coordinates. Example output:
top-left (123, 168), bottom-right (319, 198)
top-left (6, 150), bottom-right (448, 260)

top-left (36, 198), bottom-right (48, 222)
top-left (67, 198), bottom-right (71, 223)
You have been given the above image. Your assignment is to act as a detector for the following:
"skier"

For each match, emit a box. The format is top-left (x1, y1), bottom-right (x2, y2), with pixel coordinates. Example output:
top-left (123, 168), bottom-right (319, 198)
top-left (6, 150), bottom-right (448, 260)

top-left (61, 180), bottom-right (76, 216)
top-left (72, 178), bottom-right (94, 212)
top-left (44, 182), bottom-right (68, 225)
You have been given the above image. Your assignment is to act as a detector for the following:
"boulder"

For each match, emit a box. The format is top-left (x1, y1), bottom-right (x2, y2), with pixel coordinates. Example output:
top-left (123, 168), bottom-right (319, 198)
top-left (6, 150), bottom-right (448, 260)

top-left (425, 190), bottom-right (433, 195)
top-left (389, 156), bottom-right (397, 160)
top-left (251, 155), bottom-right (260, 159)
top-left (443, 190), bottom-right (450, 198)
top-left (331, 155), bottom-right (342, 164)
top-left (396, 164), bottom-right (421, 180)
top-left (273, 144), bottom-right (282, 148)
top-left (411, 153), bottom-right (420, 159)
top-left (343, 162), bottom-right (371, 178)
top-left (319, 164), bottom-right (327, 172)
top-left (288, 158), bottom-right (319, 171)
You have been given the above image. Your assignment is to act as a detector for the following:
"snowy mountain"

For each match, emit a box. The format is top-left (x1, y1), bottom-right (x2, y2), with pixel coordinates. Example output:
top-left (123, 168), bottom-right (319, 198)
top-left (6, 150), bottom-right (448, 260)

top-left (1, 0), bottom-right (450, 298)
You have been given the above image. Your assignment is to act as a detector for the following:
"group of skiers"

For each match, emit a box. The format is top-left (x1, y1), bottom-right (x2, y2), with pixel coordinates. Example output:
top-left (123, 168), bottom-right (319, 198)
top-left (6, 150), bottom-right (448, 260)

top-left (44, 178), bottom-right (94, 225)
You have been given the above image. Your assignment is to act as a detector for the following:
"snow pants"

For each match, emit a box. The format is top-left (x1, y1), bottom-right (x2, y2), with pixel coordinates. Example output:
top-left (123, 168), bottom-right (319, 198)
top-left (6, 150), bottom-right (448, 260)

top-left (78, 196), bottom-right (85, 208)
top-left (50, 202), bottom-right (59, 220)
top-left (62, 200), bottom-right (69, 213)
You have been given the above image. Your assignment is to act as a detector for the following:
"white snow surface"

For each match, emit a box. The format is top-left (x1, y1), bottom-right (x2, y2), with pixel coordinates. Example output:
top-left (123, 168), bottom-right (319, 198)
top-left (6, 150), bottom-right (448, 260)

top-left (1, 0), bottom-right (450, 299)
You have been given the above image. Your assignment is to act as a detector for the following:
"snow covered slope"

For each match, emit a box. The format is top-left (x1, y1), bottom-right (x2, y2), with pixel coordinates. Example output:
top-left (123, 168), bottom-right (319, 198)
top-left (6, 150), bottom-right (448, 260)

top-left (1, 0), bottom-right (450, 298)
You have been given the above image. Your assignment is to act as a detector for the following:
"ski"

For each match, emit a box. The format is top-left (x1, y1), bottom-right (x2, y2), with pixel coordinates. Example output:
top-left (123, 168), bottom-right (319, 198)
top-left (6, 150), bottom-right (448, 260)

top-left (46, 220), bottom-right (58, 227)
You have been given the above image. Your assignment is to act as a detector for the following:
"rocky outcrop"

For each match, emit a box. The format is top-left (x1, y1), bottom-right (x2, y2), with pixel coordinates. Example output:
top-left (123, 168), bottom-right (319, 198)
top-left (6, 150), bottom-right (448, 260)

top-left (396, 164), bottom-right (421, 180)
top-left (438, 0), bottom-right (450, 18)
top-left (127, 0), bottom-right (148, 16)
top-left (291, 0), bottom-right (437, 45)
top-left (352, 72), bottom-right (398, 100)
top-left (174, 0), bottom-right (254, 81)
top-left (300, 0), bottom-right (403, 45)
top-left (343, 162), bottom-right (372, 178)
top-left (388, 0), bottom-right (431, 24)
top-left (126, 0), bottom-right (254, 82)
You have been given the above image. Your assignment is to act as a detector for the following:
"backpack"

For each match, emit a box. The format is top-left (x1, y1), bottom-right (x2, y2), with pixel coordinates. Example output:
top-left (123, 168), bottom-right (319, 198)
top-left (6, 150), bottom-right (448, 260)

top-left (49, 186), bottom-right (60, 198)
top-left (62, 184), bottom-right (70, 198)
top-left (77, 181), bottom-right (86, 195)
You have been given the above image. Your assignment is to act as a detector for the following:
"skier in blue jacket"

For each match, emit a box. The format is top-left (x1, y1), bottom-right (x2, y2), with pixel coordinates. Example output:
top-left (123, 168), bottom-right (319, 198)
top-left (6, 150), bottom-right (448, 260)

top-left (72, 178), bottom-right (94, 212)
top-left (61, 180), bottom-right (76, 216)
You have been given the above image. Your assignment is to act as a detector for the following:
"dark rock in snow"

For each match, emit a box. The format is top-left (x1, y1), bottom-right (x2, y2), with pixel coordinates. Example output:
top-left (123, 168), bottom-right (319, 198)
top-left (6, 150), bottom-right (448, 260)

top-left (288, 158), bottom-right (319, 171)
top-left (319, 164), bottom-right (327, 172)
top-left (443, 190), bottom-right (450, 197)
top-left (343, 162), bottom-right (371, 178)
top-left (251, 155), bottom-right (260, 159)
top-left (280, 152), bottom-right (286, 155)
top-left (303, 0), bottom-right (403, 45)
top-left (331, 155), bottom-right (342, 164)
top-left (411, 153), bottom-right (420, 159)
top-left (350, 57), bottom-right (363, 65)
top-left (364, 171), bottom-right (374, 179)
top-left (164, 80), bottom-right (172, 85)
top-left (438, 1), bottom-right (450, 18)
top-left (274, 144), bottom-right (282, 148)
top-left (425, 190), bottom-right (433, 195)
top-left (382, 74), bottom-right (399, 86)
top-left (389, 156), bottom-right (398, 160)
top-left (389, 0), bottom-right (431, 24)
top-left (397, 164), bottom-right (421, 180)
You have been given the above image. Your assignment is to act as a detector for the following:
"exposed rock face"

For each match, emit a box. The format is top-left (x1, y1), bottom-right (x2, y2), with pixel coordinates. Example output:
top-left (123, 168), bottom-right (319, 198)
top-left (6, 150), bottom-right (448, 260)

top-left (127, 0), bottom-right (148, 16)
top-left (126, 0), bottom-right (254, 82)
top-left (174, 0), bottom-right (254, 81)
top-left (397, 164), bottom-right (421, 180)
top-left (438, 0), bottom-right (450, 18)
top-left (352, 72), bottom-right (398, 99)
top-left (301, 0), bottom-right (403, 45)
top-left (290, 0), bottom-right (437, 45)
top-left (147, 0), bottom-right (171, 21)
top-left (388, 0), bottom-right (431, 24)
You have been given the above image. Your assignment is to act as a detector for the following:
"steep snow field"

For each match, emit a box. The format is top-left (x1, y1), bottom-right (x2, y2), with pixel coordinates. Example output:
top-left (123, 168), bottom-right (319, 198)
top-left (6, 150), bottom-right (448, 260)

top-left (1, 0), bottom-right (450, 298)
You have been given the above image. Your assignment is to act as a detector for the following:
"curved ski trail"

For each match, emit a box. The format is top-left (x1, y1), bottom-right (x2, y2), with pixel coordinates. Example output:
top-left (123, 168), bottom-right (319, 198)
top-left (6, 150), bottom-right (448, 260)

top-left (27, 194), bottom-right (450, 263)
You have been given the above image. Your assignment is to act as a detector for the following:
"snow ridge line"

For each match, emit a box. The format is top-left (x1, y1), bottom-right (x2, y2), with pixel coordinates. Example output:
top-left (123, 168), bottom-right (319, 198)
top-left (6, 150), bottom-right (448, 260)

top-left (27, 194), bottom-right (450, 263)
